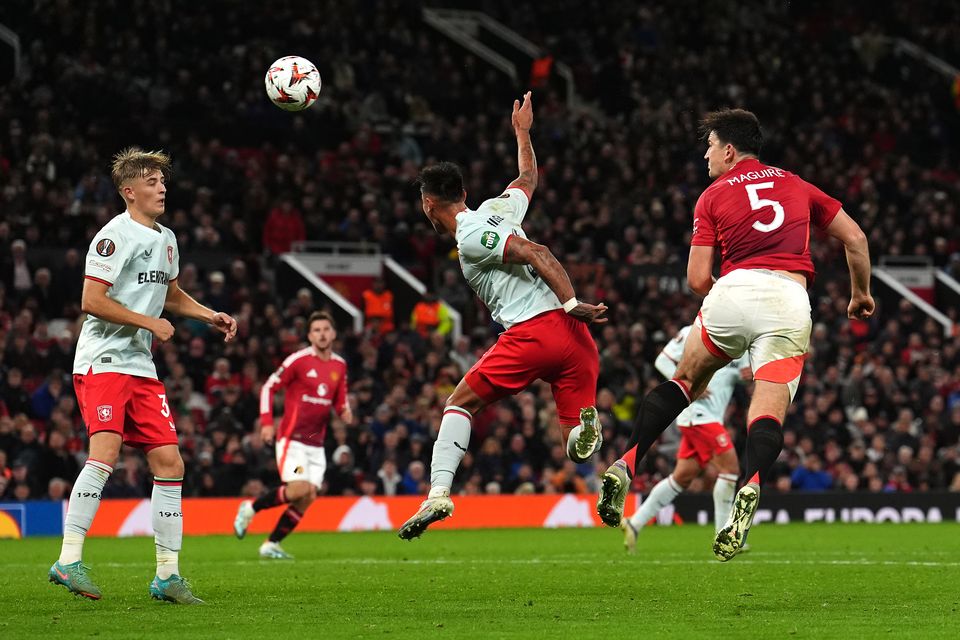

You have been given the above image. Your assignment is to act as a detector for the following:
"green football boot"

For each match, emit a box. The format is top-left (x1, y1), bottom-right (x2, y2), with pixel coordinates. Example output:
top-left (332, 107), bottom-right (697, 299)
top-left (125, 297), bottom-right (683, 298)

top-left (49, 560), bottom-right (102, 600)
top-left (149, 574), bottom-right (205, 604)
top-left (596, 460), bottom-right (630, 527)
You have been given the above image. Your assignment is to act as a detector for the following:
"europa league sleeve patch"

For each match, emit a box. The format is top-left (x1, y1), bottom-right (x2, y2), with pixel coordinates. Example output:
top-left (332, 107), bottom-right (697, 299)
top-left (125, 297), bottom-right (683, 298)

top-left (96, 238), bottom-right (117, 257)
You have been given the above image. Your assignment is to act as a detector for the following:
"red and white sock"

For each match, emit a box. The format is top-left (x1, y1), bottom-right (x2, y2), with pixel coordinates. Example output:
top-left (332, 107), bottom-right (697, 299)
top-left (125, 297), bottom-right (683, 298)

top-left (59, 458), bottom-right (113, 564)
top-left (153, 477), bottom-right (183, 580)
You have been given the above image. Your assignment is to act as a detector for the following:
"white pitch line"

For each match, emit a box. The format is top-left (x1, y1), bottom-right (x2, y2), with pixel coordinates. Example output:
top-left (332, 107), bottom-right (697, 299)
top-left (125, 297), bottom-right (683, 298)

top-left (7, 558), bottom-right (960, 569)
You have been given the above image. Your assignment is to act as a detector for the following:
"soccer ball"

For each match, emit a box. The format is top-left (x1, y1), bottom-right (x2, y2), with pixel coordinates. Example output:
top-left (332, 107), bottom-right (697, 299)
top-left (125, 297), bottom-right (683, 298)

top-left (264, 56), bottom-right (322, 112)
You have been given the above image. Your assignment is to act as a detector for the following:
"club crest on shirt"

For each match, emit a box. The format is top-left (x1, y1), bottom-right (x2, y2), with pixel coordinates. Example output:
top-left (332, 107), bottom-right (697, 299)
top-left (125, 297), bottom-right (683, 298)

top-left (330, 371), bottom-right (340, 382)
top-left (96, 238), bottom-right (116, 257)
top-left (317, 383), bottom-right (329, 397)
top-left (97, 405), bottom-right (113, 422)
top-left (167, 245), bottom-right (174, 264)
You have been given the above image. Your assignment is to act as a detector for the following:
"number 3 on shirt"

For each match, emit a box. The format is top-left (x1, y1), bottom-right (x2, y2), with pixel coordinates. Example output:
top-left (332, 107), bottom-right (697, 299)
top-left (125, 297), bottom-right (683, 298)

top-left (746, 182), bottom-right (785, 233)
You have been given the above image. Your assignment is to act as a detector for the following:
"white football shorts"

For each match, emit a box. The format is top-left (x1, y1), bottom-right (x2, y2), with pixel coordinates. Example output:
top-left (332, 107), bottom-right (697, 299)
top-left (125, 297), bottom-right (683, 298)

top-left (276, 438), bottom-right (327, 487)
top-left (695, 268), bottom-right (812, 400)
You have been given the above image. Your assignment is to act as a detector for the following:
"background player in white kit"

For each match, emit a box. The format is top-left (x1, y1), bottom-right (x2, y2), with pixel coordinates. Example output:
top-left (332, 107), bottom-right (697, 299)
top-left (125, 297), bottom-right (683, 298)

top-left (233, 311), bottom-right (352, 559)
top-left (398, 92), bottom-right (609, 539)
top-left (48, 148), bottom-right (237, 604)
top-left (621, 326), bottom-right (750, 554)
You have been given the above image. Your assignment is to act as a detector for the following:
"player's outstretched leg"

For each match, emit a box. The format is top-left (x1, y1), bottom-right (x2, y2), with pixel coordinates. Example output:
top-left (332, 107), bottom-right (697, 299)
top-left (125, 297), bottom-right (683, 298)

top-left (598, 380), bottom-right (690, 526)
top-left (150, 575), bottom-right (204, 605)
top-left (49, 561), bottom-right (102, 600)
top-left (566, 406), bottom-right (602, 462)
top-left (234, 500), bottom-right (255, 539)
top-left (398, 487), bottom-right (455, 540)
top-left (596, 460), bottom-right (630, 528)
top-left (398, 405), bottom-right (471, 540)
top-left (260, 505), bottom-right (303, 559)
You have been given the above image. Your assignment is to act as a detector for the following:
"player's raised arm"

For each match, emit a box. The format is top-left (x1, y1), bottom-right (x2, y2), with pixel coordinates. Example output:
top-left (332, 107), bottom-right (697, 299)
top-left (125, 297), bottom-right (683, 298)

top-left (507, 91), bottom-right (537, 198)
top-left (823, 208), bottom-right (874, 320)
top-left (503, 234), bottom-right (607, 324)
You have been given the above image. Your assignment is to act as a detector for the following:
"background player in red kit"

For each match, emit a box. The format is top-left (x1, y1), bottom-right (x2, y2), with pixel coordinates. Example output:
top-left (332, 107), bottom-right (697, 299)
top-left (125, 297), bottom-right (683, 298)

top-left (233, 311), bottom-right (352, 559)
top-left (596, 109), bottom-right (874, 561)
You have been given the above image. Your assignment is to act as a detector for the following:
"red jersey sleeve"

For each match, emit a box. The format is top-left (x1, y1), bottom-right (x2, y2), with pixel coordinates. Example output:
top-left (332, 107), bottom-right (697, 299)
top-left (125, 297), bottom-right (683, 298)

top-left (691, 192), bottom-right (717, 246)
top-left (259, 361), bottom-right (296, 426)
top-left (804, 180), bottom-right (842, 230)
top-left (333, 365), bottom-right (348, 413)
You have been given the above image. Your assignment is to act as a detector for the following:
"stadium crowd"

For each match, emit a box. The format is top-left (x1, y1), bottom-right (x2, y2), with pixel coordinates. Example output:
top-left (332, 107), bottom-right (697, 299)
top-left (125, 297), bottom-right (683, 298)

top-left (2, 0), bottom-right (960, 502)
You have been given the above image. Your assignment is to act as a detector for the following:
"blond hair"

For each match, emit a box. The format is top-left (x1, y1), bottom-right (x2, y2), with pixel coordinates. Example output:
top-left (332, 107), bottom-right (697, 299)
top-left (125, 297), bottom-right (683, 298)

top-left (110, 147), bottom-right (172, 189)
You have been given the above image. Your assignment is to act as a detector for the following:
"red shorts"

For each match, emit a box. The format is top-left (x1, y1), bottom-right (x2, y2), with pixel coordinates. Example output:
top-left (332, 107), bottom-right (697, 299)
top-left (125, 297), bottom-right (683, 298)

top-left (677, 422), bottom-right (733, 467)
top-left (464, 309), bottom-right (599, 425)
top-left (73, 371), bottom-right (178, 451)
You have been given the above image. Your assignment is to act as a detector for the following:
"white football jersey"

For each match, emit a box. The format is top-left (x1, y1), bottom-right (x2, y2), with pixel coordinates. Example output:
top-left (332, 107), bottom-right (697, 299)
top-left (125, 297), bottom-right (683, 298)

top-left (655, 325), bottom-right (748, 426)
top-left (73, 211), bottom-right (180, 379)
top-left (456, 187), bottom-right (560, 329)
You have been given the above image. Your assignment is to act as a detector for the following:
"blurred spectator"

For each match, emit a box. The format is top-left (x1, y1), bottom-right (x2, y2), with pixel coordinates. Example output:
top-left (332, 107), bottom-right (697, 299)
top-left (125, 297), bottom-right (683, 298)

top-left (410, 292), bottom-right (451, 337)
top-left (362, 278), bottom-right (395, 334)
top-left (1, 240), bottom-right (33, 301)
top-left (791, 454), bottom-right (834, 491)
top-left (262, 197), bottom-right (306, 255)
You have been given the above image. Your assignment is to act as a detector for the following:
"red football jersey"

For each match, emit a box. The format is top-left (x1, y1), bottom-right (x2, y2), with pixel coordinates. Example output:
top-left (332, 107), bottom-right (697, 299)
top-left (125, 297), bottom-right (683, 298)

top-left (691, 158), bottom-right (841, 283)
top-left (259, 347), bottom-right (348, 445)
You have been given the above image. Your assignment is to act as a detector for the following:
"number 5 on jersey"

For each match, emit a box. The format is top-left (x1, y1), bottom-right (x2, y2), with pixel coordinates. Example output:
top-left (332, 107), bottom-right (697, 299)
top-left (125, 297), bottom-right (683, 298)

top-left (746, 182), bottom-right (785, 233)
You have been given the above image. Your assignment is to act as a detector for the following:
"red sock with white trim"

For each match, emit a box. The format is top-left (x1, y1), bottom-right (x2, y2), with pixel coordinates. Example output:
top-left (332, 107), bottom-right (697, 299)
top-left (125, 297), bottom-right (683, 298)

top-left (152, 477), bottom-right (183, 579)
top-left (744, 416), bottom-right (784, 487)
top-left (618, 379), bottom-right (690, 476)
top-left (428, 406), bottom-right (472, 496)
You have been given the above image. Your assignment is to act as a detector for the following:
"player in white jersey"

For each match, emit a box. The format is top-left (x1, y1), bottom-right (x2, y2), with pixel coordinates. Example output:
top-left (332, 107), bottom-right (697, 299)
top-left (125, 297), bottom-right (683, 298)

top-left (398, 92), bottom-right (609, 539)
top-left (621, 326), bottom-right (750, 553)
top-left (48, 148), bottom-right (237, 604)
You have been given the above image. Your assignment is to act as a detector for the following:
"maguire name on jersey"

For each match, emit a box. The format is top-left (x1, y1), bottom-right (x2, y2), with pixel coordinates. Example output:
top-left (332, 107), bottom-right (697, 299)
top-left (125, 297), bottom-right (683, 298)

top-left (455, 188), bottom-right (561, 329)
top-left (74, 211), bottom-right (180, 380)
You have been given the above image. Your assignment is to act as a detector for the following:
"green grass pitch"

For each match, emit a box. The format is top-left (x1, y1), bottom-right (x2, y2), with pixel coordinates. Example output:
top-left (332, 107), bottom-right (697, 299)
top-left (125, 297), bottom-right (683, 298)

top-left (2, 523), bottom-right (958, 639)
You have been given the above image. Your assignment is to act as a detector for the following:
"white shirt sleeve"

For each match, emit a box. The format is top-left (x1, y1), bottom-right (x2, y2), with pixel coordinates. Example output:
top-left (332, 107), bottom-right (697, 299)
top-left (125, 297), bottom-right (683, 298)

top-left (655, 326), bottom-right (690, 379)
top-left (457, 216), bottom-right (510, 267)
top-left (84, 226), bottom-right (133, 285)
top-left (169, 231), bottom-right (180, 281)
top-left (475, 187), bottom-right (530, 225)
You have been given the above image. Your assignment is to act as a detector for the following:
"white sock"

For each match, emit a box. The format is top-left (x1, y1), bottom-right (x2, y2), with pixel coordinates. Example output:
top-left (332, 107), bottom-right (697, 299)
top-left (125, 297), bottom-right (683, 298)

top-left (628, 475), bottom-right (683, 530)
top-left (429, 407), bottom-right (472, 492)
top-left (714, 473), bottom-right (738, 531)
top-left (152, 478), bottom-right (183, 580)
top-left (59, 459), bottom-right (112, 564)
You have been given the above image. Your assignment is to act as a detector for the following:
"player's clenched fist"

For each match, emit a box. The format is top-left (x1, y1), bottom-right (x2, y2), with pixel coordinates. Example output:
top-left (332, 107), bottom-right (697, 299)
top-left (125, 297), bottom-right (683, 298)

top-left (848, 293), bottom-right (875, 320)
top-left (150, 318), bottom-right (175, 342)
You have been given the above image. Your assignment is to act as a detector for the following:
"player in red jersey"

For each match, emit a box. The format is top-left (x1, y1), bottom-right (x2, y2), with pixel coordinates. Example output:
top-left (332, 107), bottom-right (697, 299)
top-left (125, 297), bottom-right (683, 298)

top-left (597, 109), bottom-right (874, 561)
top-left (233, 311), bottom-right (352, 559)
